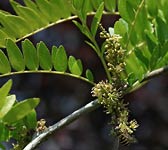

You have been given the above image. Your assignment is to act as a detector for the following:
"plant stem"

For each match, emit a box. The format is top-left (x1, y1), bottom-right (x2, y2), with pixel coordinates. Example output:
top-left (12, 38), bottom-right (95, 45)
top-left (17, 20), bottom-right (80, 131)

top-left (0, 70), bottom-right (95, 85)
top-left (23, 99), bottom-right (100, 150)
top-left (84, 26), bottom-right (112, 82)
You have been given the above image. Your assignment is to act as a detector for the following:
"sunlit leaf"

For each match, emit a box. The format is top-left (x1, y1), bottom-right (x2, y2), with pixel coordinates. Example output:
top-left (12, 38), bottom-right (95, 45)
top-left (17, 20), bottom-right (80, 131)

top-left (0, 95), bottom-right (16, 119)
top-left (68, 56), bottom-right (83, 76)
top-left (22, 39), bottom-right (39, 70)
top-left (37, 41), bottom-right (52, 70)
top-left (3, 98), bottom-right (40, 124)
top-left (52, 45), bottom-right (67, 72)
top-left (6, 39), bottom-right (25, 71)
top-left (86, 69), bottom-right (94, 82)
top-left (0, 80), bottom-right (12, 110)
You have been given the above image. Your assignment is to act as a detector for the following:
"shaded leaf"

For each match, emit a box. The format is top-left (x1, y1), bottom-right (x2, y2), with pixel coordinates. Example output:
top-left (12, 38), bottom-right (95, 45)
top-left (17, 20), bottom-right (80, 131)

top-left (156, 16), bottom-right (168, 44)
top-left (118, 0), bottom-right (135, 23)
top-left (146, 0), bottom-right (158, 17)
top-left (0, 50), bottom-right (11, 74)
top-left (0, 122), bottom-right (10, 141)
top-left (86, 69), bottom-right (94, 82)
top-left (52, 46), bottom-right (67, 72)
top-left (37, 41), bottom-right (52, 70)
top-left (104, 0), bottom-right (116, 12)
top-left (3, 98), bottom-right (40, 124)
top-left (24, 109), bottom-right (37, 129)
top-left (0, 80), bottom-right (12, 110)
top-left (6, 39), bottom-right (25, 71)
top-left (91, 2), bottom-right (104, 37)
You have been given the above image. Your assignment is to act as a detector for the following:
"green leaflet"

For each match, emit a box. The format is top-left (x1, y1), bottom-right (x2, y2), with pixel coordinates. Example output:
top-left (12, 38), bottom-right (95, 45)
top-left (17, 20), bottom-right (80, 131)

top-left (50, 0), bottom-right (71, 18)
top-left (86, 69), bottom-right (94, 82)
top-left (146, 0), bottom-right (158, 17)
top-left (104, 0), bottom-right (116, 12)
top-left (118, 0), bottom-right (135, 23)
top-left (156, 16), bottom-right (168, 44)
top-left (52, 46), bottom-right (68, 72)
top-left (35, 0), bottom-right (55, 22)
top-left (10, 0), bottom-right (45, 29)
top-left (0, 12), bottom-right (20, 38)
top-left (0, 122), bottom-right (10, 142)
top-left (3, 98), bottom-right (40, 124)
top-left (91, 2), bottom-right (104, 37)
top-left (68, 56), bottom-right (83, 76)
top-left (114, 18), bottom-right (128, 37)
top-left (6, 39), bottom-right (25, 71)
top-left (0, 95), bottom-right (16, 119)
top-left (37, 41), bottom-right (52, 70)
top-left (23, 0), bottom-right (48, 24)
top-left (126, 53), bottom-right (145, 81)
top-left (22, 39), bottom-right (39, 70)
top-left (72, 0), bottom-right (84, 10)
top-left (134, 48), bottom-right (149, 70)
top-left (5, 15), bottom-right (32, 36)
top-left (145, 30), bottom-right (158, 54)
top-left (91, 0), bottom-right (103, 10)
top-left (0, 80), bottom-right (12, 110)
top-left (24, 109), bottom-right (37, 129)
top-left (0, 50), bottom-right (11, 74)
top-left (0, 30), bottom-right (9, 48)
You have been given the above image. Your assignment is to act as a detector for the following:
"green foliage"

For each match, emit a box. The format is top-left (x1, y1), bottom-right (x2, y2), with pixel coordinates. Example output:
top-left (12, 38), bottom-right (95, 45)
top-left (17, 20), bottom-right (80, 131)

top-left (113, 0), bottom-right (168, 91)
top-left (0, 39), bottom-right (94, 84)
top-left (0, 80), bottom-right (39, 149)
top-left (1, 0), bottom-right (168, 148)
top-left (0, 0), bottom-right (116, 48)
top-left (52, 46), bottom-right (67, 72)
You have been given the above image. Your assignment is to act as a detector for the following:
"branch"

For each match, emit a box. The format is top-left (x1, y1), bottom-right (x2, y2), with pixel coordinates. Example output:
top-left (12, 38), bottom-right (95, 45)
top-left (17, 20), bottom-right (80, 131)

top-left (23, 65), bottom-right (168, 150)
top-left (23, 99), bottom-right (100, 150)
top-left (142, 65), bottom-right (168, 82)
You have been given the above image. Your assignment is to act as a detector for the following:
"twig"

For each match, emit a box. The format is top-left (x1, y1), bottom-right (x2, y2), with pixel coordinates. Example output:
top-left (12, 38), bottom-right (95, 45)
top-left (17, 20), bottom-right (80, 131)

top-left (23, 99), bottom-right (100, 150)
top-left (142, 65), bottom-right (168, 82)
top-left (23, 65), bottom-right (168, 150)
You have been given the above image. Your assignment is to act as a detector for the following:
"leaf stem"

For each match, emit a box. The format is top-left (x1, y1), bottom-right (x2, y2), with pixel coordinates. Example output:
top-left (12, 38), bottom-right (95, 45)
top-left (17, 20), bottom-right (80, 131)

top-left (0, 70), bottom-right (95, 85)
top-left (83, 25), bottom-right (112, 82)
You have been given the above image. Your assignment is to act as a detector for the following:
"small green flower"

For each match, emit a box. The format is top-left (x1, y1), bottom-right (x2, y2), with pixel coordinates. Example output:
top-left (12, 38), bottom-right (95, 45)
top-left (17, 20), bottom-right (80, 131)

top-left (91, 25), bottom-right (139, 145)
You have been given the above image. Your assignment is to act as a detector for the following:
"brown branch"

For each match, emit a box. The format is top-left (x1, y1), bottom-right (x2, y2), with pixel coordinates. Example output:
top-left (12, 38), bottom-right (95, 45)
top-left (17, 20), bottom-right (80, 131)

top-left (23, 99), bottom-right (100, 150)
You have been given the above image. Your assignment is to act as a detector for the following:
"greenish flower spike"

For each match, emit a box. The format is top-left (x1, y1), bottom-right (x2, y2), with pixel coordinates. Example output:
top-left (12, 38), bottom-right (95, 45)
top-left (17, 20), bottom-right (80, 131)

top-left (91, 24), bottom-right (139, 145)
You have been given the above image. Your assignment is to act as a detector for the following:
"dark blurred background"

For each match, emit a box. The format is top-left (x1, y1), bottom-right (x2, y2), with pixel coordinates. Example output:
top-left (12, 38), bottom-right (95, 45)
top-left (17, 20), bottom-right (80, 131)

top-left (1, 1), bottom-right (168, 150)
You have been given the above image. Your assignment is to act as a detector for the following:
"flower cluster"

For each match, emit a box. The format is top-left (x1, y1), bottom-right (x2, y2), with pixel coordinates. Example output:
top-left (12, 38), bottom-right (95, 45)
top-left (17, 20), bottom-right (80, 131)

top-left (91, 80), bottom-right (121, 114)
top-left (91, 25), bottom-right (139, 145)
top-left (100, 24), bottom-right (126, 78)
